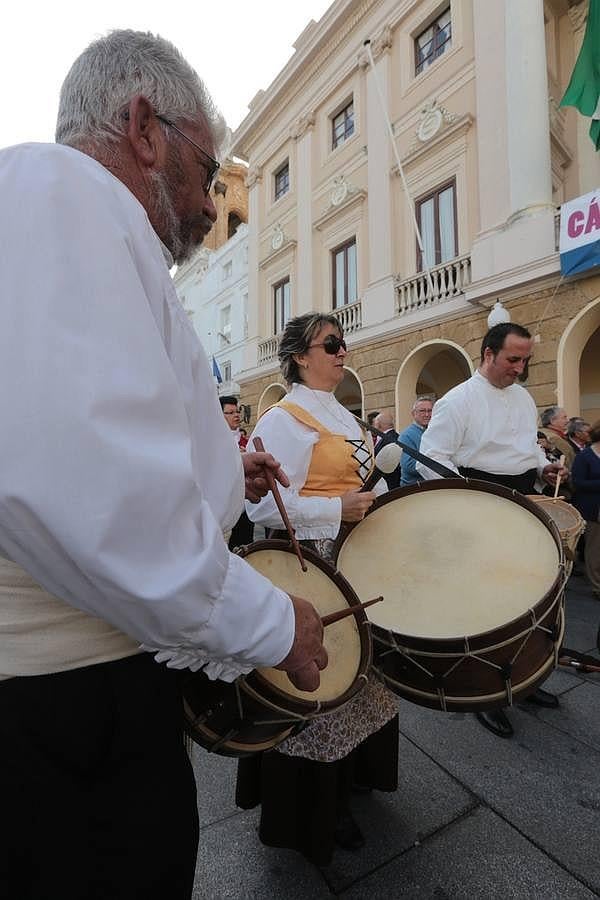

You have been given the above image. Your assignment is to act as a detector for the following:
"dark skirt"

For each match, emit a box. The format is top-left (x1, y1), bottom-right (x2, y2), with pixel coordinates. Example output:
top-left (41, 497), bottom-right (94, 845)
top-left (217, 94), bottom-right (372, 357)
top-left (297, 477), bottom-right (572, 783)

top-left (235, 715), bottom-right (399, 867)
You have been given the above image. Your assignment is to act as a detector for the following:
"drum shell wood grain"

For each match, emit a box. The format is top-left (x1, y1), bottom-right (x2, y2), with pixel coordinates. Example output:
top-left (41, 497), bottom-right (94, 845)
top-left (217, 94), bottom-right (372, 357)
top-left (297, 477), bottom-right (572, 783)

top-left (335, 479), bottom-right (567, 713)
top-left (182, 542), bottom-right (372, 756)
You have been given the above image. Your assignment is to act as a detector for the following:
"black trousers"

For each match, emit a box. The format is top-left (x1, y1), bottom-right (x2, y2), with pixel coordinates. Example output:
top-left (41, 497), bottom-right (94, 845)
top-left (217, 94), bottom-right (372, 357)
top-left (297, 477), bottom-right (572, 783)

top-left (0, 653), bottom-right (198, 900)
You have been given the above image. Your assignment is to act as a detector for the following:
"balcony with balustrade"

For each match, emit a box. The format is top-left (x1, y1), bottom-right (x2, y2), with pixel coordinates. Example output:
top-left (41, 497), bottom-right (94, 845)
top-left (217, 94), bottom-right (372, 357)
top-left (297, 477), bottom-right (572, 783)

top-left (395, 253), bottom-right (471, 316)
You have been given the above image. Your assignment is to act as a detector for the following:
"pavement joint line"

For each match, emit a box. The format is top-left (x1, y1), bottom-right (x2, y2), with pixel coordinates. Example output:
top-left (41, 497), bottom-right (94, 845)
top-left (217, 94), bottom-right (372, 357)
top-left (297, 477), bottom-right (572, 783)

top-left (322, 801), bottom-right (482, 897)
top-left (399, 724), bottom-right (600, 897)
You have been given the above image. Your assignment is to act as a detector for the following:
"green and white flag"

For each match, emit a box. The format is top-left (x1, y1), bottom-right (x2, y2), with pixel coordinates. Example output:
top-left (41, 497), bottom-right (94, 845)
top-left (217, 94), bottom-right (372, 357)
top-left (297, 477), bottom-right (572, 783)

top-left (560, 0), bottom-right (600, 151)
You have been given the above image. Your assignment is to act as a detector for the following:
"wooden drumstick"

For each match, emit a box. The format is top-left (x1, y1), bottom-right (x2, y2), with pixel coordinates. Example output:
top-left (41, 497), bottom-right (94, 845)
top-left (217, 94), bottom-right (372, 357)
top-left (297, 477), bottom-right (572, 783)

top-left (321, 596), bottom-right (383, 627)
top-left (553, 454), bottom-right (566, 501)
top-left (252, 436), bottom-right (307, 572)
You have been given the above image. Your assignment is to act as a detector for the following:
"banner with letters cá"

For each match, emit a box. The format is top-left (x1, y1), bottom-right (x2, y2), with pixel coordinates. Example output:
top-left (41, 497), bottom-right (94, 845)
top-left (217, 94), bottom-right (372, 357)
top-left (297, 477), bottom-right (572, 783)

top-left (559, 189), bottom-right (600, 277)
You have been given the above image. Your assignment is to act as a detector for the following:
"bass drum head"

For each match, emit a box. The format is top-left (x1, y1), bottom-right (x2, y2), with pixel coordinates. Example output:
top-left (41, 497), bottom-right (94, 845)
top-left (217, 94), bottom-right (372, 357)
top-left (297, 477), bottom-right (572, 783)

top-left (336, 483), bottom-right (561, 640)
top-left (242, 543), bottom-right (364, 705)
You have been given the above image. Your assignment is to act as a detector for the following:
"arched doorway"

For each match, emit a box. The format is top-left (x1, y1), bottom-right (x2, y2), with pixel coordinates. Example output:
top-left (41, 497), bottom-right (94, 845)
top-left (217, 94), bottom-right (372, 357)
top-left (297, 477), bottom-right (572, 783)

top-left (558, 295), bottom-right (600, 420)
top-left (335, 368), bottom-right (363, 416)
top-left (395, 340), bottom-right (473, 429)
top-left (257, 382), bottom-right (286, 418)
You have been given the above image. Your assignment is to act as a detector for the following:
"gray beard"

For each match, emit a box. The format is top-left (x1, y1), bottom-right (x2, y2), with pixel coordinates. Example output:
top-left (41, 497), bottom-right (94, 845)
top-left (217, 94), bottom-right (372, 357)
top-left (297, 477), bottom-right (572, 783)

top-left (149, 170), bottom-right (197, 265)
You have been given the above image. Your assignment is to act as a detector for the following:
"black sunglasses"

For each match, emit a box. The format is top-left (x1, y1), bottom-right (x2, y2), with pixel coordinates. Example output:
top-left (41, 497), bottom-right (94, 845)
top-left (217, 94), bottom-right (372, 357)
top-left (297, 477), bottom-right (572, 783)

top-left (308, 334), bottom-right (347, 354)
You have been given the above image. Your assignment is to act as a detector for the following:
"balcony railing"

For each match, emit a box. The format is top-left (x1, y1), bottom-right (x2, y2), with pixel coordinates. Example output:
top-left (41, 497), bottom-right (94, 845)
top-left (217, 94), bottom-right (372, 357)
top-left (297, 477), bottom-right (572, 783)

top-left (257, 335), bottom-right (280, 366)
top-left (333, 299), bottom-right (362, 334)
top-left (395, 254), bottom-right (471, 316)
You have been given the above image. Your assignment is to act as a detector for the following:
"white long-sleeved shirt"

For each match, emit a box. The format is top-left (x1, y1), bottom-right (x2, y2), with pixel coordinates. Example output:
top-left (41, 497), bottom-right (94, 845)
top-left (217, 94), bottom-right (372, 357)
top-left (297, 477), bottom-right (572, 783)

top-left (416, 371), bottom-right (548, 480)
top-left (245, 383), bottom-right (372, 539)
top-left (0, 142), bottom-right (293, 680)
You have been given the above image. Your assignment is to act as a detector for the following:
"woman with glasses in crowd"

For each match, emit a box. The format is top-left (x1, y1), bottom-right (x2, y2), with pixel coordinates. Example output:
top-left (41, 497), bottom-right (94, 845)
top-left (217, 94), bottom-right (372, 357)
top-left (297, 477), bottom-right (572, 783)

top-left (235, 312), bottom-right (399, 866)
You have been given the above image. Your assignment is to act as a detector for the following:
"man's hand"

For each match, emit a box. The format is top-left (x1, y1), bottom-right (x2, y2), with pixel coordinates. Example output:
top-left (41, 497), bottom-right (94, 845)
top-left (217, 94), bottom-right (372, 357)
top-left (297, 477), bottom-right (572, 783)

top-left (541, 463), bottom-right (569, 487)
top-left (242, 451), bottom-right (290, 502)
top-left (274, 595), bottom-right (328, 692)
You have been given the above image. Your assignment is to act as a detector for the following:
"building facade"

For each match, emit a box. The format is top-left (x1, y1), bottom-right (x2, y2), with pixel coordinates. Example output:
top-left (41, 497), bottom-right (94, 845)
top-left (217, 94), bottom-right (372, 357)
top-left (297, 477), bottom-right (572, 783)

top-left (232, 0), bottom-right (599, 430)
top-left (174, 161), bottom-right (249, 397)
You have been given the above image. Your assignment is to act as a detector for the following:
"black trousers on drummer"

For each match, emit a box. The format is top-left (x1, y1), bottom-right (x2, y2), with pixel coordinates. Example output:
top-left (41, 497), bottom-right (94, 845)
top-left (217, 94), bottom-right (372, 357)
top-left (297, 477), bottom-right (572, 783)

top-left (0, 653), bottom-right (198, 900)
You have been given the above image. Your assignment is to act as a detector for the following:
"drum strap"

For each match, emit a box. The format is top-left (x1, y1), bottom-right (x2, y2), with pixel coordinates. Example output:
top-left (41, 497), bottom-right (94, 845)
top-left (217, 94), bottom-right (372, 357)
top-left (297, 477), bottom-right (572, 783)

top-left (354, 415), bottom-right (458, 479)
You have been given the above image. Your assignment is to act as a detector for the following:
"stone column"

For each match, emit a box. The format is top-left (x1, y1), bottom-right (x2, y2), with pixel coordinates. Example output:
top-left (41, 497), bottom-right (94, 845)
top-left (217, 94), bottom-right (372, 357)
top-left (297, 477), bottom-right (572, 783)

top-left (470, 0), bottom-right (555, 286)
top-left (359, 26), bottom-right (396, 326)
top-left (291, 113), bottom-right (315, 315)
top-left (244, 167), bottom-right (262, 371)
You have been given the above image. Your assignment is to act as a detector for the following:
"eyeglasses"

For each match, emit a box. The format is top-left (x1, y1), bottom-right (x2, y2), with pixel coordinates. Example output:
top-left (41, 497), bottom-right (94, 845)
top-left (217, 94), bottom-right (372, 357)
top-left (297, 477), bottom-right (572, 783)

top-left (308, 334), bottom-right (347, 355)
top-left (156, 114), bottom-right (220, 194)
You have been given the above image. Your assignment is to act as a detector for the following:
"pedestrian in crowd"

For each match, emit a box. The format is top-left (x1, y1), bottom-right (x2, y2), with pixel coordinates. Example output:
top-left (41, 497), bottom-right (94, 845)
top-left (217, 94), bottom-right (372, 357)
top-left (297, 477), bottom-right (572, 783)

top-left (398, 396), bottom-right (434, 487)
top-left (567, 417), bottom-right (591, 454)
top-left (571, 421), bottom-right (600, 598)
top-left (237, 312), bottom-right (399, 867)
top-left (373, 410), bottom-right (401, 489)
top-left (0, 30), bottom-right (327, 900)
top-left (367, 410), bottom-right (380, 428)
top-left (535, 431), bottom-right (563, 494)
top-left (540, 406), bottom-right (576, 470)
top-left (417, 323), bottom-right (567, 739)
top-left (220, 396), bottom-right (254, 547)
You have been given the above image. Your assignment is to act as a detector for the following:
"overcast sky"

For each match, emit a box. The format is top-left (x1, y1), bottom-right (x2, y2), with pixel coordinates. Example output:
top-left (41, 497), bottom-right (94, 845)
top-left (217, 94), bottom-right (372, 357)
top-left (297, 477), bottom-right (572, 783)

top-left (1, 0), bottom-right (332, 149)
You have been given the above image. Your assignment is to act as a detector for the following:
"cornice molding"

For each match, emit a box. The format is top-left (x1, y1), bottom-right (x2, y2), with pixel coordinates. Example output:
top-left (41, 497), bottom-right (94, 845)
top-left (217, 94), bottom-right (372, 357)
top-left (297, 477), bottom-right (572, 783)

top-left (290, 111), bottom-right (316, 141)
top-left (313, 186), bottom-right (366, 231)
top-left (233, 0), bottom-right (381, 155)
top-left (246, 166), bottom-right (263, 188)
top-left (357, 22), bottom-right (393, 68)
top-left (258, 238), bottom-right (297, 269)
top-left (397, 112), bottom-right (473, 169)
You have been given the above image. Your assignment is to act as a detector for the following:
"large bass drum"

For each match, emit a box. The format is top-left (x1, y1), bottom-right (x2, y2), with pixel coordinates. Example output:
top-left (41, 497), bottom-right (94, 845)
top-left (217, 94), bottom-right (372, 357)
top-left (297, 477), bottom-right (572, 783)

top-left (334, 480), bottom-right (566, 712)
top-left (181, 542), bottom-right (371, 756)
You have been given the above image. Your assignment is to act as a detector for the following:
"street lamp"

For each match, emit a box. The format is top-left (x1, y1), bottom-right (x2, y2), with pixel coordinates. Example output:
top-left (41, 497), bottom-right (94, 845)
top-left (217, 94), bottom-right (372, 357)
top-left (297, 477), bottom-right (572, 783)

top-left (487, 300), bottom-right (511, 328)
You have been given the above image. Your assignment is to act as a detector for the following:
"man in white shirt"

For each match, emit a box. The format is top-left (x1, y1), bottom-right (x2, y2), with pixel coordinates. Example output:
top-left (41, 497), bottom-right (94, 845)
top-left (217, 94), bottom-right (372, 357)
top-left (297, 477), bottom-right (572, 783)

top-left (417, 323), bottom-right (566, 739)
top-left (0, 30), bottom-right (325, 900)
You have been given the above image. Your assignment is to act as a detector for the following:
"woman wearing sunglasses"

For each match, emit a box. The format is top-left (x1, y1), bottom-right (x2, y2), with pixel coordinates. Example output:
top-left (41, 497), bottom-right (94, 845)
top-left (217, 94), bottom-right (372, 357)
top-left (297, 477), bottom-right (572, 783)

top-left (236, 312), bottom-right (399, 866)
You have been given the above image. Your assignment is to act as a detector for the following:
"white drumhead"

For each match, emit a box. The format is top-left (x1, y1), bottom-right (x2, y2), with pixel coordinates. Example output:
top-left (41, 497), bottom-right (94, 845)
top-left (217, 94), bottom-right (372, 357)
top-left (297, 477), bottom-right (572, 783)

top-left (337, 488), bottom-right (561, 639)
top-left (245, 549), bottom-right (361, 702)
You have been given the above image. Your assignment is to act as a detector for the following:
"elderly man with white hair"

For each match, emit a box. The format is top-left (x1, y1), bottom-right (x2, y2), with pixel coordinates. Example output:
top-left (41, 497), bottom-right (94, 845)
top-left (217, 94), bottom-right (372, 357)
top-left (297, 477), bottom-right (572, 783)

top-left (0, 30), bottom-right (326, 899)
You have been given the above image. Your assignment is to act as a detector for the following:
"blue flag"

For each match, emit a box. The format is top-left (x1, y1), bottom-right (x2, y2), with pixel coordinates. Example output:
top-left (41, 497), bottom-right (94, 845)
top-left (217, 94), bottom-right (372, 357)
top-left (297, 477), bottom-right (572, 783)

top-left (212, 356), bottom-right (223, 384)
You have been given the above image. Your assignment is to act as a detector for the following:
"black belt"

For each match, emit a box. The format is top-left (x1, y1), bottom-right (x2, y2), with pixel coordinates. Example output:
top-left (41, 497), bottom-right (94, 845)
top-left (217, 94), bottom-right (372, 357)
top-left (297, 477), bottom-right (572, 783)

top-left (458, 467), bottom-right (537, 495)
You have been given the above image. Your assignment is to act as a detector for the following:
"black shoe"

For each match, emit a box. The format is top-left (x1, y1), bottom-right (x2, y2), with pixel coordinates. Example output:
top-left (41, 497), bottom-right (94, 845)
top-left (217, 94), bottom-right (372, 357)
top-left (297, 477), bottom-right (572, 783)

top-left (475, 709), bottom-right (514, 738)
top-left (334, 811), bottom-right (365, 851)
top-left (525, 687), bottom-right (559, 708)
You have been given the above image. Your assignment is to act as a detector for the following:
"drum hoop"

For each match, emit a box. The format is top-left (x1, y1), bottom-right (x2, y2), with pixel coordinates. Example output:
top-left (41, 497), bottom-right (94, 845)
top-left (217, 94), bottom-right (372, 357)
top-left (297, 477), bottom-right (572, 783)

top-left (525, 496), bottom-right (586, 540)
top-left (378, 607), bottom-right (565, 710)
top-left (373, 588), bottom-right (564, 658)
top-left (237, 539), bottom-right (372, 713)
top-left (334, 477), bottom-right (567, 651)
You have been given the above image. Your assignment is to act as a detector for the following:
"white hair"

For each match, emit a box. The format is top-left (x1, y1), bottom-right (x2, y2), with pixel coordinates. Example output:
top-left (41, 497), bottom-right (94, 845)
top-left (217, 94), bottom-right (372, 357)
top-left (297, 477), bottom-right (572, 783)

top-left (55, 29), bottom-right (226, 152)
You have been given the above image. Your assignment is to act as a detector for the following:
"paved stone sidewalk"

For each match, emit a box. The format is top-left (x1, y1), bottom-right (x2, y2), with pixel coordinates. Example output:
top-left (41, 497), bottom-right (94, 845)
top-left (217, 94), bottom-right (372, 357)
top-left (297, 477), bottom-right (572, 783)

top-left (191, 575), bottom-right (600, 899)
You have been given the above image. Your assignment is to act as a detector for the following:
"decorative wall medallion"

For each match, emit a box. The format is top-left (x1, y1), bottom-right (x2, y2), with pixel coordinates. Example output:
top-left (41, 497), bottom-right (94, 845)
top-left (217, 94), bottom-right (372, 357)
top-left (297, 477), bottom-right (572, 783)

top-left (331, 176), bottom-right (349, 207)
top-left (412, 99), bottom-right (458, 146)
top-left (417, 101), bottom-right (444, 142)
top-left (271, 223), bottom-right (285, 250)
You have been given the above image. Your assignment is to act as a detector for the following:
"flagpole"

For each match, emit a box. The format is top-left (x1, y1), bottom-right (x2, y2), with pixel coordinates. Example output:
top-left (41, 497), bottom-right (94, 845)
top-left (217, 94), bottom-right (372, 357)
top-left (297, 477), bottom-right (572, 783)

top-left (363, 39), bottom-right (436, 298)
